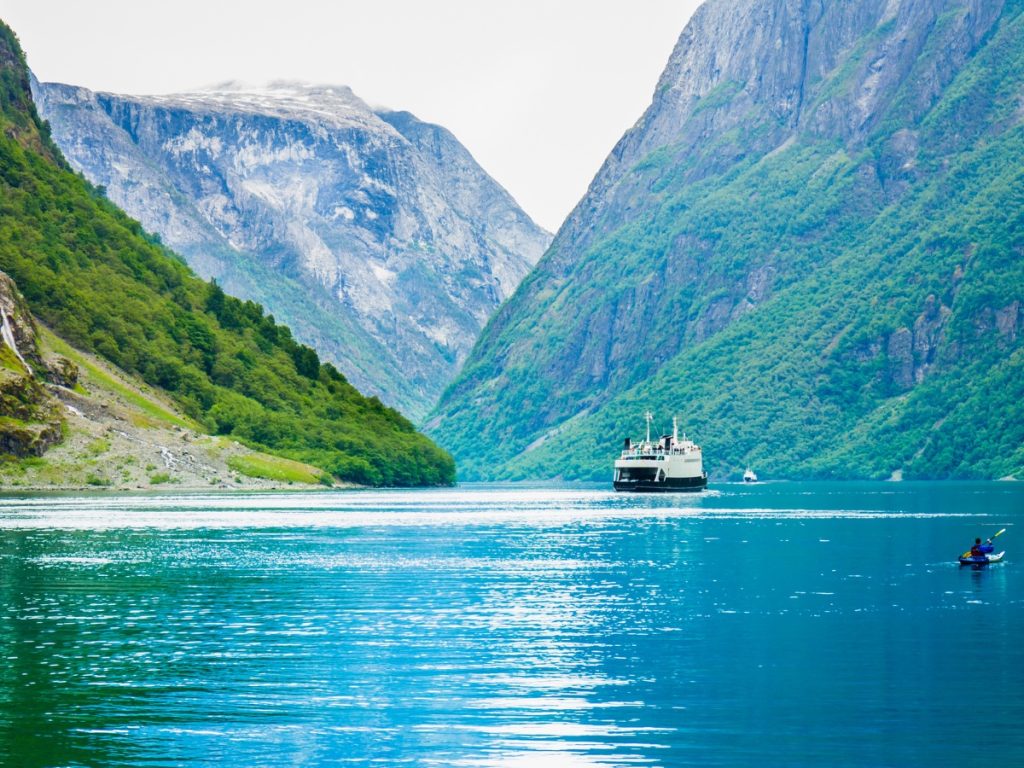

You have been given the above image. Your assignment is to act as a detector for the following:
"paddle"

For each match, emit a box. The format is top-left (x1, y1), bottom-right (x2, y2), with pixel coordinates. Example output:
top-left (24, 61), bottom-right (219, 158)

top-left (961, 528), bottom-right (1007, 559)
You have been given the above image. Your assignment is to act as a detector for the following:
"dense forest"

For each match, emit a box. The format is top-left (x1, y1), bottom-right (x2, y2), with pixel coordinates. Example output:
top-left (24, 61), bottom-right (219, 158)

top-left (0, 21), bottom-right (454, 486)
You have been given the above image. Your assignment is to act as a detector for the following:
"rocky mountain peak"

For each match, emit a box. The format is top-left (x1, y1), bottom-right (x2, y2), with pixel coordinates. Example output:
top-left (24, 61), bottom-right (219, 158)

top-left (35, 78), bottom-right (552, 419)
top-left (581, 0), bottom-right (1002, 215)
top-left (137, 80), bottom-right (382, 131)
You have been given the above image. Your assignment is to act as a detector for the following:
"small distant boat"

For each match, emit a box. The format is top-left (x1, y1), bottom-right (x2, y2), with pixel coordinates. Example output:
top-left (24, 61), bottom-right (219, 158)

top-left (958, 551), bottom-right (1004, 566)
top-left (743, 468), bottom-right (758, 483)
top-left (613, 412), bottom-right (707, 493)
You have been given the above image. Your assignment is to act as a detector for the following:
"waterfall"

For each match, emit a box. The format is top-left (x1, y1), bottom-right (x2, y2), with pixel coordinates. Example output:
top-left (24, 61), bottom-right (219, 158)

top-left (1, 312), bottom-right (32, 375)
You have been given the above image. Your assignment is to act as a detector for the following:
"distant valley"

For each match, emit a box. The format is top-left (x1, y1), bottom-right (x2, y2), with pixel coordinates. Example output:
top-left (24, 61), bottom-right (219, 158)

top-left (6, 0), bottom-right (1023, 487)
top-left (34, 80), bottom-right (550, 419)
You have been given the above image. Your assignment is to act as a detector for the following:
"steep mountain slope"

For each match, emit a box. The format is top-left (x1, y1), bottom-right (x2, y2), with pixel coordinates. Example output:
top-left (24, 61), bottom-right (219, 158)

top-left (430, 0), bottom-right (1024, 481)
top-left (0, 20), bottom-right (454, 486)
top-left (33, 80), bottom-right (551, 418)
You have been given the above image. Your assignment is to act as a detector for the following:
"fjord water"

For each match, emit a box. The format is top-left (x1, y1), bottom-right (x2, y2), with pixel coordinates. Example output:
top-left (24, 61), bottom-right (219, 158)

top-left (1, 483), bottom-right (1021, 767)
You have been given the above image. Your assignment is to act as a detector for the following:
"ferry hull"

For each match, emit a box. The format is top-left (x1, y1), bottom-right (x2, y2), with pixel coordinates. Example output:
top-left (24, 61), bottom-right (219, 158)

top-left (613, 475), bottom-right (707, 493)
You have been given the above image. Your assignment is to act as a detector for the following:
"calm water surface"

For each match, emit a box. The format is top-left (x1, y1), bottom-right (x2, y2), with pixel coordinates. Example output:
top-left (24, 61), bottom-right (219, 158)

top-left (0, 482), bottom-right (1022, 766)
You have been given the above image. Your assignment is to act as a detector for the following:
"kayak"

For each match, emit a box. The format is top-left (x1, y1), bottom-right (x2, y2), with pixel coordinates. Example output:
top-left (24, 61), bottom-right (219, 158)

top-left (958, 551), bottom-right (1005, 566)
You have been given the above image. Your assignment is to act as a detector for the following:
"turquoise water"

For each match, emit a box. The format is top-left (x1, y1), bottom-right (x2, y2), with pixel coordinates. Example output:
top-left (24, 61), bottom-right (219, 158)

top-left (0, 482), bottom-right (1021, 766)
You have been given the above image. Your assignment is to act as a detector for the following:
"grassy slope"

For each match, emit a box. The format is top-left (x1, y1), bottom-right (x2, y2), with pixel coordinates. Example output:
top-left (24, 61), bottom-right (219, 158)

top-left (41, 327), bottom-right (199, 431)
top-left (0, 324), bottom-right (333, 489)
top-left (432, 4), bottom-right (1024, 481)
top-left (227, 453), bottom-right (330, 485)
top-left (0, 21), bottom-right (454, 486)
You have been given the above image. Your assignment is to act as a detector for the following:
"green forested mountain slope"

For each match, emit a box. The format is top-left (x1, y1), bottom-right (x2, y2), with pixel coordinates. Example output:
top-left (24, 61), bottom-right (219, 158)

top-left (0, 21), bottom-right (454, 486)
top-left (429, 0), bottom-right (1024, 481)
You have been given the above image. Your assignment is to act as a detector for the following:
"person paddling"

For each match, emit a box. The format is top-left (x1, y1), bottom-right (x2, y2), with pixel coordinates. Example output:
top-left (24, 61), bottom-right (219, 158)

top-left (960, 529), bottom-right (1006, 565)
top-left (969, 537), bottom-right (994, 559)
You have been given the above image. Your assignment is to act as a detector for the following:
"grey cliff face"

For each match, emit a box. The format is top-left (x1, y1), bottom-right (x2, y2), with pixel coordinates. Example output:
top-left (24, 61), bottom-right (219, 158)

top-left (552, 0), bottom-right (1003, 273)
top-left (33, 80), bottom-right (551, 419)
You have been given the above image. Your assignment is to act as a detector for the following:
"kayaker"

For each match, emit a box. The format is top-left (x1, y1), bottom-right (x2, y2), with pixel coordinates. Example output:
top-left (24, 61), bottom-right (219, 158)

top-left (970, 538), bottom-right (993, 558)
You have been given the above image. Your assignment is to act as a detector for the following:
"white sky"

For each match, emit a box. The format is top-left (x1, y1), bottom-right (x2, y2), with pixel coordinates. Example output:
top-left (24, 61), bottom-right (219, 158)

top-left (1, 0), bottom-right (701, 232)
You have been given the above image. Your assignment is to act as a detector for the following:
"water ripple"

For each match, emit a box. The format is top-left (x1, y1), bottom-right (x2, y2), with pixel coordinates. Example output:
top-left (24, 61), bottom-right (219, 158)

top-left (0, 483), bottom-right (1021, 766)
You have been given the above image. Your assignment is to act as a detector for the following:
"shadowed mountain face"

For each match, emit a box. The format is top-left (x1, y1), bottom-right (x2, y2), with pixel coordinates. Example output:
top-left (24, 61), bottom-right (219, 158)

top-left (430, 0), bottom-right (1024, 481)
top-left (34, 80), bottom-right (550, 419)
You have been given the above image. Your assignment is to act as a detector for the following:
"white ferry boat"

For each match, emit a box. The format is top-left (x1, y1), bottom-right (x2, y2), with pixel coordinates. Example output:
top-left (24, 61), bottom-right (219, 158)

top-left (613, 412), bottom-right (707, 492)
top-left (743, 468), bottom-right (758, 483)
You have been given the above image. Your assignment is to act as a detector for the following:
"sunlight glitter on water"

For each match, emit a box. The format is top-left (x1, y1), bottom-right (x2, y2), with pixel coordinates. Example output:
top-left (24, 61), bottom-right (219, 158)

top-left (1, 482), bottom-right (1021, 767)
top-left (0, 485), bottom-right (997, 530)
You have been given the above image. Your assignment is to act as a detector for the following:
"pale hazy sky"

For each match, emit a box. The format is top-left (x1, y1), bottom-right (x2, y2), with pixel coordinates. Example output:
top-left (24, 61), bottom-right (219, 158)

top-left (1, 0), bottom-right (702, 232)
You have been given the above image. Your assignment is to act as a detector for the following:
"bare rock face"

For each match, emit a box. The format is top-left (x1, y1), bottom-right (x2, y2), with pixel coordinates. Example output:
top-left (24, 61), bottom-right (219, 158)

top-left (44, 355), bottom-right (79, 389)
top-left (0, 371), bottom-right (62, 456)
top-left (0, 271), bottom-right (63, 457)
top-left (880, 293), bottom-right (955, 391)
top-left (552, 0), bottom-right (1002, 272)
top-left (886, 327), bottom-right (915, 391)
top-left (33, 80), bottom-right (551, 419)
top-left (994, 301), bottom-right (1020, 342)
top-left (912, 294), bottom-right (951, 381)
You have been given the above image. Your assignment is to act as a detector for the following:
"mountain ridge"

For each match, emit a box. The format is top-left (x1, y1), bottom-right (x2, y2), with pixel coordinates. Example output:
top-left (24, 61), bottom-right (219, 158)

top-left (34, 78), bottom-right (551, 419)
top-left (429, 0), bottom-right (1024, 481)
